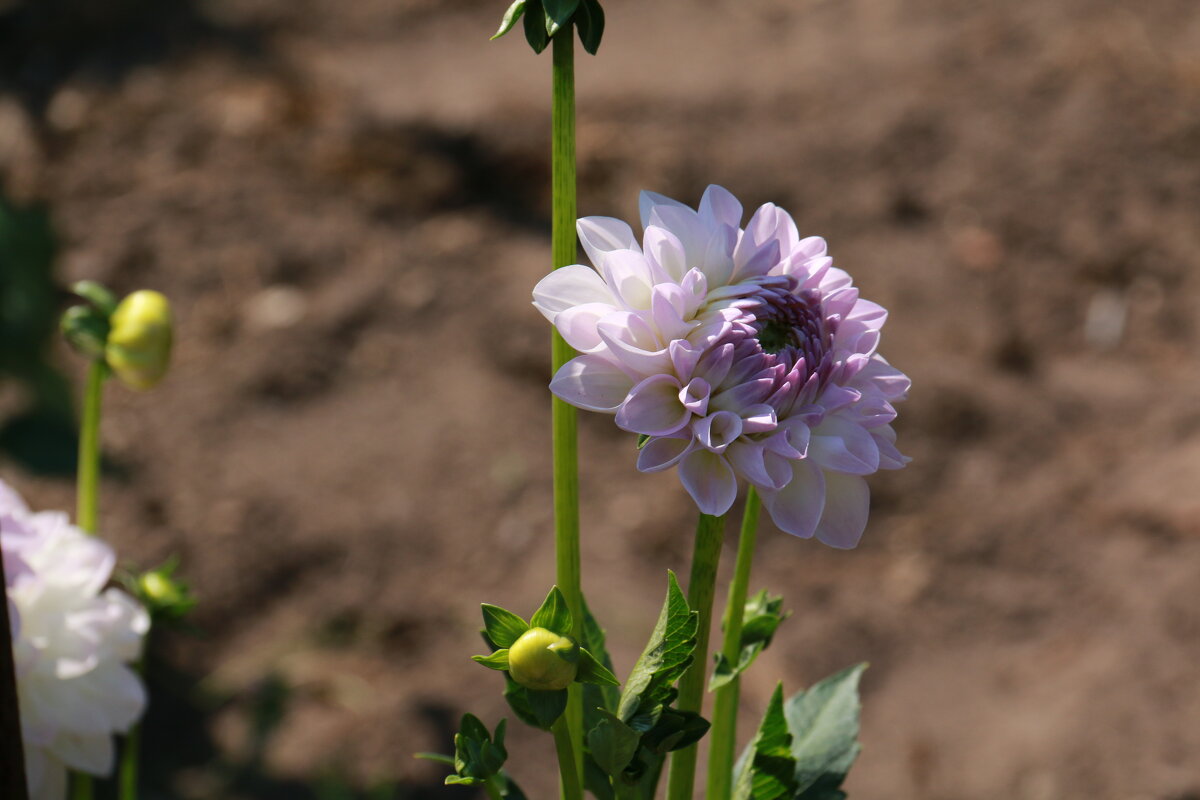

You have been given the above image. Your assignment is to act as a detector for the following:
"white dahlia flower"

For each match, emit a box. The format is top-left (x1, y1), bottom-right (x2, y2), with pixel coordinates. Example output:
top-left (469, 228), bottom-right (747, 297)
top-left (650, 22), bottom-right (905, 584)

top-left (533, 186), bottom-right (910, 548)
top-left (1, 479), bottom-right (149, 800)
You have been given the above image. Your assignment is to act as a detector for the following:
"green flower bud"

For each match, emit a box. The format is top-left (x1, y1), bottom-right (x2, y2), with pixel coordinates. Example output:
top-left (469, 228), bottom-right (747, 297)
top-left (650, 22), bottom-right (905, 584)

top-left (507, 627), bottom-right (578, 691)
top-left (105, 290), bottom-right (173, 391)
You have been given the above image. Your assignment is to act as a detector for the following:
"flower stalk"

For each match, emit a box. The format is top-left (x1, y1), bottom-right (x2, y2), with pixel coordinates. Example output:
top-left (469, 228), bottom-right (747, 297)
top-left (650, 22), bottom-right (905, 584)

top-left (665, 512), bottom-right (726, 800)
top-left (706, 488), bottom-right (762, 800)
top-left (76, 360), bottom-right (106, 536)
top-left (551, 24), bottom-right (584, 800)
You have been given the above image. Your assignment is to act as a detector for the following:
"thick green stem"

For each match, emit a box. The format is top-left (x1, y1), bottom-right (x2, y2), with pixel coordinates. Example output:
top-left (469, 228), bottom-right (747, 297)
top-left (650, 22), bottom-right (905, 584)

top-left (706, 489), bottom-right (761, 800)
top-left (77, 361), bottom-right (105, 535)
top-left (483, 776), bottom-right (505, 800)
top-left (551, 716), bottom-right (583, 800)
top-left (550, 25), bottom-right (584, 800)
top-left (665, 513), bottom-right (726, 800)
top-left (71, 360), bottom-right (106, 800)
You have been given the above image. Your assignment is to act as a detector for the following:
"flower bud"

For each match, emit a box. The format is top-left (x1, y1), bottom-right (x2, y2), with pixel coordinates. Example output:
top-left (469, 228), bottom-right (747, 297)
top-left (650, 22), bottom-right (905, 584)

top-left (105, 290), bottom-right (173, 391)
top-left (61, 305), bottom-right (110, 361)
top-left (507, 627), bottom-right (578, 691)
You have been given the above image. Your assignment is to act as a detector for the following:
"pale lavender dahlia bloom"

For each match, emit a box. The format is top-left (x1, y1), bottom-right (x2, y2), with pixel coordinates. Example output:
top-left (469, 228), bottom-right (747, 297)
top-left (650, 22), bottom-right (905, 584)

top-left (1, 480), bottom-right (149, 800)
top-left (533, 186), bottom-right (910, 548)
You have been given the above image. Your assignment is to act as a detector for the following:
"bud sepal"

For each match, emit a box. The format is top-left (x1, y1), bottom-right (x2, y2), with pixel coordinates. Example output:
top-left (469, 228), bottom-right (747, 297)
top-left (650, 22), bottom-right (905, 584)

top-left (473, 586), bottom-right (618, 729)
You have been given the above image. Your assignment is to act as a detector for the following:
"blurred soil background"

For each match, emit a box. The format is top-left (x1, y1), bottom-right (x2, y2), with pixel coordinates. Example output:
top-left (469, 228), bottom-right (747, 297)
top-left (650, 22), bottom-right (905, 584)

top-left (2, 0), bottom-right (1200, 798)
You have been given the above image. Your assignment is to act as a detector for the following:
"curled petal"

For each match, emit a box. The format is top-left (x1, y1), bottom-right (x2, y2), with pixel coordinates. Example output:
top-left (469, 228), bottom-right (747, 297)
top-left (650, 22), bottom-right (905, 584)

top-left (556, 303), bottom-right (615, 352)
top-left (549, 355), bottom-right (634, 412)
top-left (694, 410), bottom-right (743, 454)
top-left (637, 436), bottom-right (696, 472)
top-left (678, 450), bottom-right (739, 516)
top-left (616, 374), bottom-right (690, 436)
top-left (814, 472), bottom-right (870, 549)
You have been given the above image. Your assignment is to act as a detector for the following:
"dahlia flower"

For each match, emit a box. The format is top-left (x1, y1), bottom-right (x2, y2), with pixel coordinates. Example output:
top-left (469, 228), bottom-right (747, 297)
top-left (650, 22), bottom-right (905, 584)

top-left (533, 186), bottom-right (909, 548)
top-left (1, 479), bottom-right (149, 800)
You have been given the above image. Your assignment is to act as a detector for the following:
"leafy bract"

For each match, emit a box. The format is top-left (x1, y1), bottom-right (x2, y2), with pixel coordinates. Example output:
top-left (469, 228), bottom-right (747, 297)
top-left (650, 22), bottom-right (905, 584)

top-left (710, 590), bottom-right (789, 690)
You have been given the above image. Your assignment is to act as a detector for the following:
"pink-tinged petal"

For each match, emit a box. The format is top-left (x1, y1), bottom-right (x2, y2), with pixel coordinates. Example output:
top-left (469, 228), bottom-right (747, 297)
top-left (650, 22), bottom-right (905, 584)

top-left (595, 310), bottom-right (673, 374)
top-left (712, 378), bottom-right (775, 412)
top-left (739, 403), bottom-right (777, 434)
top-left (532, 265), bottom-right (614, 322)
top-left (761, 459), bottom-right (825, 538)
top-left (699, 185), bottom-right (743, 229)
top-left (694, 342), bottom-right (735, 386)
top-left (796, 236), bottom-right (827, 259)
top-left (577, 216), bottom-right (639, 264)
top-left (694, 410), bottom-right (743, 453)
top-left (858, 355), bottom-right (911, 400)
top-left (644, 226), bottom-right (689, 281)
top-left (549, 355), bottom-right (634, 412)
top-left (679, 268), bottom-right (709, 314)
top-left (732, 238), bottom-right (781, 281)
top-left (847, 299), bottom-right (888, 328)
top-left (698, 225), bottom-right (738, 286)
top-left (726, 440), bottom-right (772, 486)
top-left (669, 340), bottom-right (703, 379)
top-left (599, 249), bottom-right (665, 310)
top-left (555, 303), bottom-right (614, 352)
top-left (872, 425), bottom-right (911, 469)
top-left (817, 266), bottom-right (853, 293)
top-left (637, 436), bottom-right (696, 473)
top-left (678, 450), bottom-right (739, 516)
top-left (762, 451), bottom-right (794, 489)
top-left (679, 377), bottom-right (711, 415)
top-left (809, 416), bottom-right (880, 475)
top-left (616, 374), bottom-right (690, 436)
top-left (814, 472), bottom-right (870, 549)
top-left (650, 283), bottom-right (694, 341)
top-left (639, 190), bottom-right (692, 230)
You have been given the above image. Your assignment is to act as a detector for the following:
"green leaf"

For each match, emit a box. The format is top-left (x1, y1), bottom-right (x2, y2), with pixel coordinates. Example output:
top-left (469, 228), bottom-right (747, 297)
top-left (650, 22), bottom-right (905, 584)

top-left (586, 709), bottom-right (641, 778)
top-left (575, 0), bottom-right (605, 54)
top-left (616, 571), bottom-right (698, 732)
top-left (636, 433), bottom-right (651, 449)
top-left (413, 752), bottom-right (454, 766)
top-left (472, 649), bottom-right (511, 671)
top-left (445, 714), bottom-right (510, 785)
top-left (498, 773), bottom-right (529, 800)
top-left (482, 604), bottom-right (529, 648)
top-left (491, 0), bottom-right (527, 39)
top-left (577, 647), bottom-right (620, 686)
top-left (638, 708), bottom-right (710, 755)
top-left (526, 687), bottom-right (569, 728)
top-left (522, 0), bottom-right (550, 53)
top-left (71, 280), bottom-right (118, 316)
top-left (542, 0), bottom-right (579, 25)
top-left (709, 590), bottom-right (790, 691)
top-left (581, 594), bottom-right (620, 713)
top-left (530, 586), bottom-right (573, 635)
top-left (732, 684), bottom-right (797, 800)
top-left (583, 755), bottom-right (616, 800)
top-left (786, 664), bottom-right (866, 795)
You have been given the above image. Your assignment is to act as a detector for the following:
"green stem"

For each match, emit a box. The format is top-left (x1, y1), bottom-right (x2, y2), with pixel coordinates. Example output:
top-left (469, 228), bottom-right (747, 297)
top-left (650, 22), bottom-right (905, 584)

top-left (71, 360), bottom-right (106, 800)
top-left (483, 776), bottom-right (505, 800)
top-left (551, 716), bottom-right (583, 800)
top-left (706, 489), bottom-right (762, 800)
top-left (117, 660), bottom-right (144, 800)
top-left (77, 360), bottom-right (106, 535)
top-left (665, 512), bottom-right (726, 800)
top-left (550, 24), bottom-right (584, 800)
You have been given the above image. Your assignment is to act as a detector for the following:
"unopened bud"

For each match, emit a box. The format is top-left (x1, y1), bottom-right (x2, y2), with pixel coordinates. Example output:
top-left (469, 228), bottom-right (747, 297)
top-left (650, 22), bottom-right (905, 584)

top-left (507, 627), bottom-right (578, 691)
top-left (61, 305), bottom-right (110, 360)
top-left (105, 290), bottom-right (173, 391)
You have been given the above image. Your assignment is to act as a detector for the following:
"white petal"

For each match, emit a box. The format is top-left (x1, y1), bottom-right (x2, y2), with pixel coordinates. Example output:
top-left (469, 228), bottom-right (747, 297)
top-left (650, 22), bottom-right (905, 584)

top-left (532, 265), bottom-right (615, 322)
top-left (577, 216), bottom-right (639, 265)
top-left (549, 355), bottom-right (634, 412)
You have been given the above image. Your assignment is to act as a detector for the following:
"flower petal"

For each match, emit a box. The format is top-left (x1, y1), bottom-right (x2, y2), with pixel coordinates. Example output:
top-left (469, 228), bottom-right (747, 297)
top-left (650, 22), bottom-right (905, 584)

top-left (678, 450), bottom-right (739, 516)
top-left (616, 374), bottom-right (690, 436)
top-left (549, 355), bottom-right (634, 412)
top-left (761, 458), bottom-right (825, 538)
top-left (814, 472), bottom-right (870, 549)
top-left (699, 184), bottom-right (743, 229)
top-left (577, 216), bottom-right (639, 265)
top-left (637, 436), bottom-right (695, 472)
top-left (809, 416), bottom-right (880, 475)
top-left (532, 265), bottom-right (614, 322)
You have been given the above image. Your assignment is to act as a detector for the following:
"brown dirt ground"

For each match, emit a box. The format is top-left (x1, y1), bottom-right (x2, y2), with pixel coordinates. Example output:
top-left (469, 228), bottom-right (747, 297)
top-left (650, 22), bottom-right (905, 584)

top-left (3, 0), bottom-right (1200, 798)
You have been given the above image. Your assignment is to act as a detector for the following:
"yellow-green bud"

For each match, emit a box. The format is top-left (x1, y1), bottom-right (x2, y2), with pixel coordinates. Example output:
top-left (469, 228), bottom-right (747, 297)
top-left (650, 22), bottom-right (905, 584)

top-left (105, 290), bottom-right (173, 391)
top-left (507, 627), bottom-right (578, 691)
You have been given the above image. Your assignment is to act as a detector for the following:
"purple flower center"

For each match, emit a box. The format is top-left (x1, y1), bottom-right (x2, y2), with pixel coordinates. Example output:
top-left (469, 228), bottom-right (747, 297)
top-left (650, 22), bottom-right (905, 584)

top-left (743, 281), bottom-right (830, 370)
